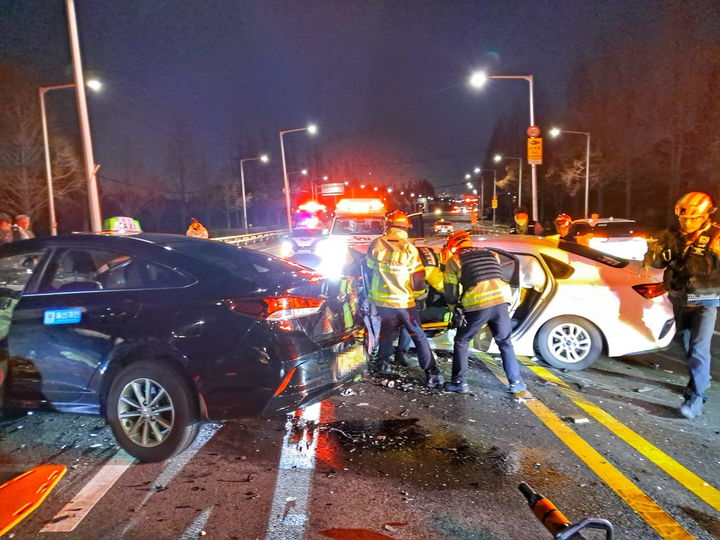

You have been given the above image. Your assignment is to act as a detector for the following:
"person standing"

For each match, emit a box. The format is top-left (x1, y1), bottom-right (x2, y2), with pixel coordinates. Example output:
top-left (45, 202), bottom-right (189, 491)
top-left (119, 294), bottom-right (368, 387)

top-left (14, 215), bottom-right (34, 239)
top-left (645, 191), bottom-right (720, 418)
top-left (364, 210), bottom-right (443, 387)
top-left (0, 213), bottom-right (28, 244)
top-left (508, 206), bottom-right (543, 235)
top-left (186, 218), bottom-right (209, 238)
top-left (443, 233), bottom-right (527, 396)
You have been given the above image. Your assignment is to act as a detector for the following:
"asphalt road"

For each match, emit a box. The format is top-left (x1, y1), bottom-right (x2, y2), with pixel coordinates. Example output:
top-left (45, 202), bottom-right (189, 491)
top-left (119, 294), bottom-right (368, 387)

top-left (1, 347), bottom-right (718, 539)
top-left (1, 215), bottom-right (718, 539)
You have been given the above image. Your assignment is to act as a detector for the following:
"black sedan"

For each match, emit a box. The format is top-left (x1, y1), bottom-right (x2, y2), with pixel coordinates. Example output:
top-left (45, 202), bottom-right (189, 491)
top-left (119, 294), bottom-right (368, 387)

top-left (0, 234), bottom-right (365, 462)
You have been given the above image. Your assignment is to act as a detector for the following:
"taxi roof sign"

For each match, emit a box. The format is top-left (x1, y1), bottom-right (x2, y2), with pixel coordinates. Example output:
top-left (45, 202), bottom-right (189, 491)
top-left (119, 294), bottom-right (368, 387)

top-left (102, 216), bottom-right (142, 234)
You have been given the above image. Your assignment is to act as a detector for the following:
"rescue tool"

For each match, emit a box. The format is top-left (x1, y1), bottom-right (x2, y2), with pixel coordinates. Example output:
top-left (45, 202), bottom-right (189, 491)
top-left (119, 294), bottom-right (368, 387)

top-left (519, 482), bottom-right (613, 539)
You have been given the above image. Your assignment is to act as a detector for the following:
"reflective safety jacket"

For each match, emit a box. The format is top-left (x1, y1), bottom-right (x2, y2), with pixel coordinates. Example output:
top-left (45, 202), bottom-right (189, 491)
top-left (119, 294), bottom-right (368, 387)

top-left (647, 221), bottom-right (720, 304)
top-left (444, 246), bottom-right (512, 312)
top-left (186, 224), bottom-right (209, 239)
top-left (365, 227), bottom-right (426, 308)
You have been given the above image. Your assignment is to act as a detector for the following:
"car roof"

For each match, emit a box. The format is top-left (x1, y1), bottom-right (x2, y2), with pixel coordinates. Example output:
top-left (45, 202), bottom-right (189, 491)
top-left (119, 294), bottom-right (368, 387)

top-left (0, 232), bottom-right (210, 255)
top-left (572, 218), bottom-right (636, 225)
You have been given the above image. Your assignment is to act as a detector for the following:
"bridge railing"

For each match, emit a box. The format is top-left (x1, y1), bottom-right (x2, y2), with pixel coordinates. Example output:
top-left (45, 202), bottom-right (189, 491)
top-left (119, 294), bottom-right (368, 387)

top-left (214, 229), bottom-right (288, 246)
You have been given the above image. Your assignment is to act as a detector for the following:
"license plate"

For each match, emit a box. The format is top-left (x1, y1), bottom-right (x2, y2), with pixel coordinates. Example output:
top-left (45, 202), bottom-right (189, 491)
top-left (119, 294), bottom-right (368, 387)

top-left (335, 342), bottom-right (365, 377)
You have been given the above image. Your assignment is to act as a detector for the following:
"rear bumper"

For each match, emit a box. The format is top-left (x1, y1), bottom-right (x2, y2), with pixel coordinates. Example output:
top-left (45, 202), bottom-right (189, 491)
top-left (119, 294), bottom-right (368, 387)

top-left (263, 338), bottom-right (366, 414)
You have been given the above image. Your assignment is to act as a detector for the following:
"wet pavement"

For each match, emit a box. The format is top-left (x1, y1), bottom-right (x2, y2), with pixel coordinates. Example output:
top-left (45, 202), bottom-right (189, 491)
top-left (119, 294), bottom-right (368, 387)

top-left (1, 346), bottom-right (719, 539)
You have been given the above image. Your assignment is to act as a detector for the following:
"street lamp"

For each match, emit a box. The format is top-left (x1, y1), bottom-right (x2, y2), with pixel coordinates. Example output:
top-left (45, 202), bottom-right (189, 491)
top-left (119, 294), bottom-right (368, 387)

top-left (66, 0), bottom-right (102, 232)
top-left (469, 71), bottom-right (538, 222)
top-left (494, 154), bottom-right (524, 208)
top-left (39, 79), bottom-right (102, 235)
top-left (279, 124), bottom-right (317, 231)
top-left (550, 127), bottom-right (591, 218)
top-left (239, 154), bottom-right (269, 233)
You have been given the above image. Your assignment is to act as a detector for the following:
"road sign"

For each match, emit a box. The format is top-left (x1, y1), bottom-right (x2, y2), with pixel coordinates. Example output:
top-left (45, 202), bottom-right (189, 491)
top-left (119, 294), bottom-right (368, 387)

top-left (320, 182), bottom-right (345, 196)
top-left (527, 125), bottom-right (541, 138)
top-left (527, 137), bottom-right (543, 165)
top-left (491, 196), bottom-right (498, 209)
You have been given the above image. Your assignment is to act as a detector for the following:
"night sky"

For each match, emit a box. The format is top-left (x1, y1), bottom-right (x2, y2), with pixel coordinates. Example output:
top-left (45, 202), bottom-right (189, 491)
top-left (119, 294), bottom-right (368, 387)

top-left (0, 1), bottom-right (708, 194)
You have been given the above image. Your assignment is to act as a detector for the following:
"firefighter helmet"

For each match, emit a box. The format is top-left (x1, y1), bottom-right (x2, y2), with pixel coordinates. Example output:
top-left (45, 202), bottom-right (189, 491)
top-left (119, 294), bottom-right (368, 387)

top-left (674, 192), bottom-right (716, 218)
top-left (555, 213), bottom-right (572, 227)
top-left (385, 210), bottom-right (410, 229)
top-left (444, 229), bottom-right (472, 252)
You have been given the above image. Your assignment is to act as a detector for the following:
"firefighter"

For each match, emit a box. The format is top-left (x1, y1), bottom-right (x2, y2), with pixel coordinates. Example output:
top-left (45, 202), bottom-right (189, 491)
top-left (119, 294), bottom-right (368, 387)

top-left (364, 210), bottom-right (443, 387)
top-left (554, 213), bottom-right (574, 240)
top-left (645, 191), bottom-right (720, 418)
top-left (509, 206), bottom-right (543, 235)
top-left (186, 218), bottom-right (209, 239)
top-left (443, 233), bottom-right (527, 396)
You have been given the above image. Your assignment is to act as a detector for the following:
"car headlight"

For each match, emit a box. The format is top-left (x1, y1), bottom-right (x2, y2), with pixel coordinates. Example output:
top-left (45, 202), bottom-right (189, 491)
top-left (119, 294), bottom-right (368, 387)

top-left (280, 240), bottom-right (294, 257)
top-left (315, 238), bottom-right (349, 280)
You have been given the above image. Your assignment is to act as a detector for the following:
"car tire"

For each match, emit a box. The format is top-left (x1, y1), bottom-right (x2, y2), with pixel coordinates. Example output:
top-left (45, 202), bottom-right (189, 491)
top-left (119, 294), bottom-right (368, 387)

top-left (535, 316), bottom-right (602, 371)
top-left (106, 360), bottom-right (200, 462)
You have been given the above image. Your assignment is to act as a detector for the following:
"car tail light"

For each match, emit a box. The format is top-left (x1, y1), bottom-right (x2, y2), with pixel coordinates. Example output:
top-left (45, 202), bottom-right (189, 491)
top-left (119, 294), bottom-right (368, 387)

top-left (224, 295), bottom-right (324, 320)
top-left (632, 283), bottom-right (666, 299)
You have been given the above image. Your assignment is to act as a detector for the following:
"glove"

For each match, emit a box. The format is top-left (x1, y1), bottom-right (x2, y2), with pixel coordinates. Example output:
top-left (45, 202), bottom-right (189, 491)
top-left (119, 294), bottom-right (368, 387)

top-left (415, 298), bottom-right (426, 311)
top-left (358, 296), bottom-right (371, 318)
top-left (448, 305), bottom-right (467, 329)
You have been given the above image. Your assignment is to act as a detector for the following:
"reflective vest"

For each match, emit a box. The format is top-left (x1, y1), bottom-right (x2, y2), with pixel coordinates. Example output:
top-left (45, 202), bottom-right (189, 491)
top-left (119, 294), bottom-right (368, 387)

top-left (444, 246), bottom-right (512, 312)
top-left (653, 222), bottom-right (720, 301)
top-left (365, 228), bottom-right (425, 308)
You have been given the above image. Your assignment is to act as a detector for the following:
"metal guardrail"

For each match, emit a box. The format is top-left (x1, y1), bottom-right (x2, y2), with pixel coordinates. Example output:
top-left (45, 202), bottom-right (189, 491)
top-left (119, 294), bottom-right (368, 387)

top-left (213, 229), bottom-right (288, 246)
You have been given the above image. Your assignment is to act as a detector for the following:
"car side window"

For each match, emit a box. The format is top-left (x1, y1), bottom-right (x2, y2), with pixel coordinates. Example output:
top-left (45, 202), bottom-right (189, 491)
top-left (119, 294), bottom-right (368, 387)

top-left (0, 251), bottom-right (44, 293)
top-left (42, 248), bottom-right (194, 293)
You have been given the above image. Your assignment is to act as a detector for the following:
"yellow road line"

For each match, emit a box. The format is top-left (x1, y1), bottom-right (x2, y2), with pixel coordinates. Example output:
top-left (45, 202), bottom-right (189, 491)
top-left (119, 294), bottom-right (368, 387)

top-left (476, 357), bottom-right (694, 539)
top-left (521, 359), bottom-right (720, 514)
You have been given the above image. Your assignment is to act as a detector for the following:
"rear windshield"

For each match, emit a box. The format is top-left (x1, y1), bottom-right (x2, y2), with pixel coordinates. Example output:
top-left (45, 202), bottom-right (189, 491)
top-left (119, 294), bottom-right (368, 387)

top-left (557, 240), bottom-right (629, 268)
top-left (160, 239), bottom-right (304, 275)
top-left (571, 221), bottom-right (641, 237)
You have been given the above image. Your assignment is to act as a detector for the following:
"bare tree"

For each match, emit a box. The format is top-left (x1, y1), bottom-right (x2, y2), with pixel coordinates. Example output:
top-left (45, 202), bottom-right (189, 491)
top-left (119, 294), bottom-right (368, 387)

top-left (0, 63), bottom-right (82, 226)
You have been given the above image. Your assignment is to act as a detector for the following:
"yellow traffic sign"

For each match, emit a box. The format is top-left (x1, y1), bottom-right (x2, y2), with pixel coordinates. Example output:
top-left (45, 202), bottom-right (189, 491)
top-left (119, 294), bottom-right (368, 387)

top-left (491, 196), bottom-right (498, 209)
top-left (527, 137), bottom-right (543, 165)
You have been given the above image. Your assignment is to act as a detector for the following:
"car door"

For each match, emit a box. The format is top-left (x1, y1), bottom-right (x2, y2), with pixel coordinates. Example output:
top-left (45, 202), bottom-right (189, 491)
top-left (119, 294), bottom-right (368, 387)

top-left (6, 246), bottom-right (195, 409)
top-left (0, 248), bottom-right (47, 407)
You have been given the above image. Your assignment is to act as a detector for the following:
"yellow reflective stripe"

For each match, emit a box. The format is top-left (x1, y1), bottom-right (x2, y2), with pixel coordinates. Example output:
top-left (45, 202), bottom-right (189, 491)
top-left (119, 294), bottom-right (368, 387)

top-left (478, 357), bottom-right (694, 539)
top-left (445, 275), bottom-right (459, 285)
top-left (521, 360), bottom-right (720, 514)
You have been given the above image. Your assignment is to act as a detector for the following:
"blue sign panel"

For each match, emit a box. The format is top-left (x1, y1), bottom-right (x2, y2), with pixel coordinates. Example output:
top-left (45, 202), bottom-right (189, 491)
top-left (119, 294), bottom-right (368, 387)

top-left (44, 309), bottom-right (83, 325)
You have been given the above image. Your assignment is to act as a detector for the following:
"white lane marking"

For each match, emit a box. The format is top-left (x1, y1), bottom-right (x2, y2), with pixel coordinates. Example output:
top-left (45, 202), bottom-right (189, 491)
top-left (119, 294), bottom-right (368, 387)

top-left (178, 506), bottom-right (213, 540)
top-left (265, 402), bottom-right (322, 540)
top-left (41, 450), bottom-right (135, 532)
top-left (118, 423), bottom-right (222, 537)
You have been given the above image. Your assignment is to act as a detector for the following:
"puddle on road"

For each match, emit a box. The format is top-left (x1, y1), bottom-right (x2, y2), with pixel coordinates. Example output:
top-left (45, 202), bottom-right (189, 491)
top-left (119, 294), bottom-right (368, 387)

top-left (320, 418), bottom-right (522, 490)
top-left (680, 506), bottom-right (720, 538)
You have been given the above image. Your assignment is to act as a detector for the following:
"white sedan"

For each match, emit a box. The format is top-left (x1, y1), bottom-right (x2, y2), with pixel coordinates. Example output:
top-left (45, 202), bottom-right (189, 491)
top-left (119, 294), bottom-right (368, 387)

top-left (422, 235), bottom-right (675, 371)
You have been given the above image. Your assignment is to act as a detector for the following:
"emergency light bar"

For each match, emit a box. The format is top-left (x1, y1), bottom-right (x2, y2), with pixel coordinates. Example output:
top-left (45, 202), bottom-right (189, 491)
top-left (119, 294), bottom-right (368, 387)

top-left (335, 198), bottom-right (385, 214)
top-left (298, 201), bottom-right (326, 213)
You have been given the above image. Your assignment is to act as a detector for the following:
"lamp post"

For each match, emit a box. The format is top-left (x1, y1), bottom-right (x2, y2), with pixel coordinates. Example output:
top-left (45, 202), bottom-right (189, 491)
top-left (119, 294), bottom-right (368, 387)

top-left (239, 154), bottom-right (269, 233)
top-left (481, 169), bottom-right (498, 226)
top-left (550, 127), bottom-right (591, 218)
top-left (494, 154), bottom-right (523, 208)
top-left (39, 80), bottom-right (102, 235)
top-left (66, 0), bottom-right (102, 232)
top-left (279, 124), bottom-right (317, 231)
top-left (470, 72), bottom-right (538, 223)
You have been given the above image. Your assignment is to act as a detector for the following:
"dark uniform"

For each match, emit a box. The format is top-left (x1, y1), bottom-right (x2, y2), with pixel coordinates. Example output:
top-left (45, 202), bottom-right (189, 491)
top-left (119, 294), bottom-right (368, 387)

top-left (646, 192), bottom-right (720, 418)
top-left (443, 238), bottom-right (526, 394)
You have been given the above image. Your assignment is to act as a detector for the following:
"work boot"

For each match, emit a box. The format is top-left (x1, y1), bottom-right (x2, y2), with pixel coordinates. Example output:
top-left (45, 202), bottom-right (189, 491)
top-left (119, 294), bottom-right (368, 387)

top-left (443, 381), bottom-right (470, 394)
top-left (425, 373), bottom-right (445, 389)
top-left (679, 394), bottom-right (704, 419)
top-left (507, 380), bottom-right (527, 393)
top-left (393, 349), bottom-right (410, 367)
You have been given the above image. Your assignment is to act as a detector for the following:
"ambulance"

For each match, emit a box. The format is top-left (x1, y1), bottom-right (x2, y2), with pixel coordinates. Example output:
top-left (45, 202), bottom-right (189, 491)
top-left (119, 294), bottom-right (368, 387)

top-left (314, 198), bottom-right (386, 279)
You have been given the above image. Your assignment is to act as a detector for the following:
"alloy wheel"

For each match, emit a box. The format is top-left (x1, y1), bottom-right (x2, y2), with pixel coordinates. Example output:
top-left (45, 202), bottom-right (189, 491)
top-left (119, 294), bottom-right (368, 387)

top-left (117, 377), bottom-right (175, 448)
